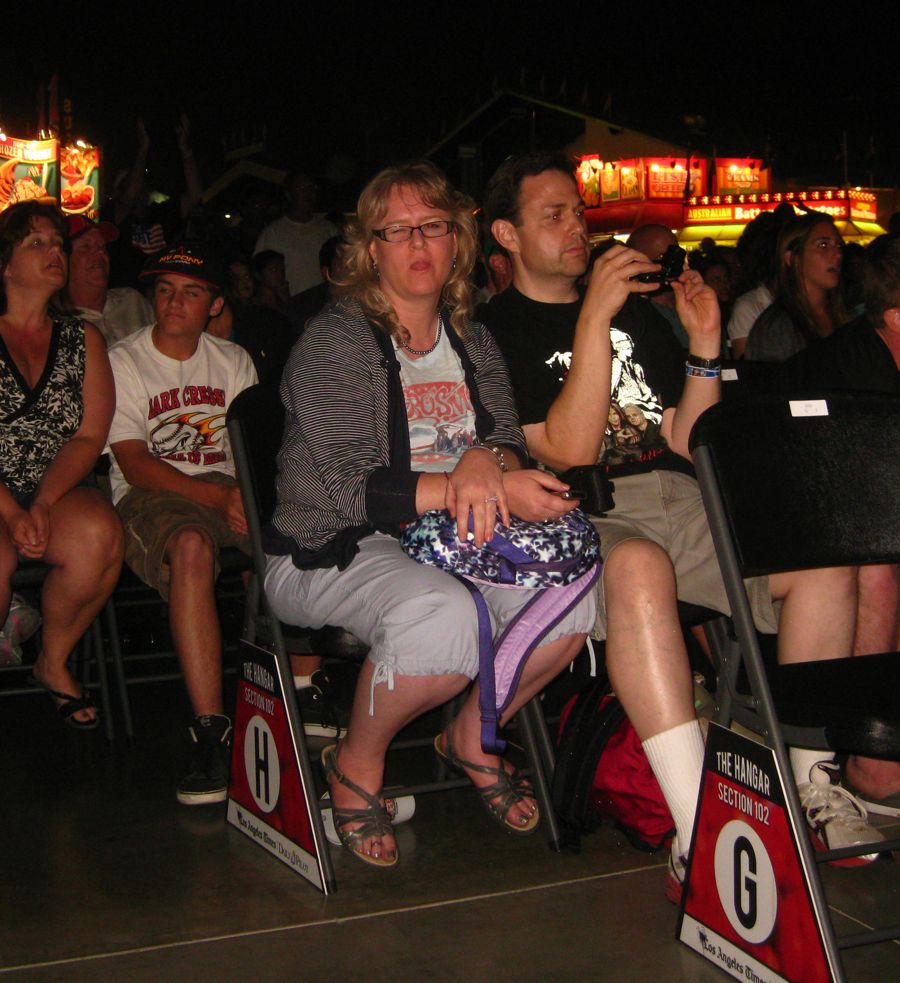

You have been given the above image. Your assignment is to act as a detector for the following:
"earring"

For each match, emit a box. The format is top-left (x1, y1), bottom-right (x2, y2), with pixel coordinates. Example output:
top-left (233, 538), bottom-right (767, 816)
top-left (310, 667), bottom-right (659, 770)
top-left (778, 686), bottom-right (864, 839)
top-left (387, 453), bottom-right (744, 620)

top-left (372, 259), bottom-right (380, 280)
top-left (451, 256), bottom-right (457, 271)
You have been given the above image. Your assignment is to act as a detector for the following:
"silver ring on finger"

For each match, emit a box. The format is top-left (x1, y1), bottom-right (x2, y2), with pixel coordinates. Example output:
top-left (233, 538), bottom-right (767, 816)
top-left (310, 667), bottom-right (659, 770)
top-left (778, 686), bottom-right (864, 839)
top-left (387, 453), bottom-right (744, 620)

top-left (485, 495), bottom-right (499, 503)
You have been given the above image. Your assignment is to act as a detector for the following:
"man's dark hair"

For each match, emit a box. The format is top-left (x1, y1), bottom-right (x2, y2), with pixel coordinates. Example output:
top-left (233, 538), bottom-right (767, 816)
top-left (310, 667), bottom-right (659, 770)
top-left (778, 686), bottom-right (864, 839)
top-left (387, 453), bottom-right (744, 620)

top-left (483, 151), bottom-right (576, 227)
top-left (319, 235), bottom-right (344, 272)
top-left (863, 234), bottom-right (900, 328)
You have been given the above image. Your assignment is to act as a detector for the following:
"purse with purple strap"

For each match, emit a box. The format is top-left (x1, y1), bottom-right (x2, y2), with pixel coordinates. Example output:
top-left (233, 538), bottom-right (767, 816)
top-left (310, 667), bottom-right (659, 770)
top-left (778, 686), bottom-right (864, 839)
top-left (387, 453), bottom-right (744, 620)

top-left (401, 509), bottom-right (601, 753)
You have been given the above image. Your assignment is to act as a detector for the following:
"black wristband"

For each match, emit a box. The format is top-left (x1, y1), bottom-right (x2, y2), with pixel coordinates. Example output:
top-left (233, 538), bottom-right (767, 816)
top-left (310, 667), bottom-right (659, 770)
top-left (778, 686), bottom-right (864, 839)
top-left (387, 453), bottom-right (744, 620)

top-left (686, 353), bottom-right (722, 369)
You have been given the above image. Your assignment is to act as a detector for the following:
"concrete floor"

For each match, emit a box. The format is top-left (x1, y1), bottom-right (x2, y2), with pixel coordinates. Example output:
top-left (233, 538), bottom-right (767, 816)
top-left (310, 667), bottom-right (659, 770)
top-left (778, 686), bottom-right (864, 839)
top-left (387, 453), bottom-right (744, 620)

top-left (1, 668), bottom-right (898, 983)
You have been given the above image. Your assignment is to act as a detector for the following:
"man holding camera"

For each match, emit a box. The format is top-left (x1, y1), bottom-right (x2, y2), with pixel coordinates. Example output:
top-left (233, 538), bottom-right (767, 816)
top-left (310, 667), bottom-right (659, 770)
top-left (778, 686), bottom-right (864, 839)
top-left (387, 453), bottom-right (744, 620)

top-left (479, 152), bottom-right (881, 899)
top-left (626, 224), bottom-right (691, 349)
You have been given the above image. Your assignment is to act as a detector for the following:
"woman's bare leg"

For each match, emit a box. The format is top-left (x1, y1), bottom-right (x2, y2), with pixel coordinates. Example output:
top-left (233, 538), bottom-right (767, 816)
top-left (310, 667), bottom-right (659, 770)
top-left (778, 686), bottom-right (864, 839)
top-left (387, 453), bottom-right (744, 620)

top-left (0, 525), bottom-right (15, 624)
top-left (31, 488), bottom-right (124, 724)
top-left (442, 633), bottom-right (586, 827)
top-left (328, 662), bottom-right (470, 862)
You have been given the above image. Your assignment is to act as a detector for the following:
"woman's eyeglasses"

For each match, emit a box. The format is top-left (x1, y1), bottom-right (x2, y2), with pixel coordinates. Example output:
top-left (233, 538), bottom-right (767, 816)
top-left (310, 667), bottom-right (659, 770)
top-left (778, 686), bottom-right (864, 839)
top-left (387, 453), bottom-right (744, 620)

top-left (373, 220), bottom-right (455, 243)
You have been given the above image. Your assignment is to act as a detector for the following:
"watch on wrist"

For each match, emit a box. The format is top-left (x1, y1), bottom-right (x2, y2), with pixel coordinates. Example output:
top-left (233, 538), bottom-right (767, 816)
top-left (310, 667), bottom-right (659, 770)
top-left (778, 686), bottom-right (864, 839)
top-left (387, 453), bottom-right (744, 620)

top-left (686, 353), bottom-right (722, 369)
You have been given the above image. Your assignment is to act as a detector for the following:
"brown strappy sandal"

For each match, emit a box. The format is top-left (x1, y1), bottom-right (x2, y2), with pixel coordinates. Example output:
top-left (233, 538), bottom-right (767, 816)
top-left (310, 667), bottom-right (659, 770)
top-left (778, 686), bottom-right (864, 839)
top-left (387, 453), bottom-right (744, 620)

top-left (434, 732), bottom-right (540, 835)
top-left (321, 744), bottom-right (398, 868)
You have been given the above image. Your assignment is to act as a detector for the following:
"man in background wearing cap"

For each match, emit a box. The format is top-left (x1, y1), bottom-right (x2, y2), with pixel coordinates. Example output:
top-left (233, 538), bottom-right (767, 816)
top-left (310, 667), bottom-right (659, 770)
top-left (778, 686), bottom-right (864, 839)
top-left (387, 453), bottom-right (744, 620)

top-left (65, 216), bottom-right (153, 346)
top-left (107, 244), bottom-right (257, 805)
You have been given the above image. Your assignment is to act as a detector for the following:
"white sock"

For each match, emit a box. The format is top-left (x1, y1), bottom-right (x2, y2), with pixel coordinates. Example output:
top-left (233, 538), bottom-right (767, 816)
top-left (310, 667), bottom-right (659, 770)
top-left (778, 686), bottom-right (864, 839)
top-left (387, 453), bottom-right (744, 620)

top-left (642, 719), bottom-right (706, 857)
top-left (790, 747), bottom-right (835, 787)
top-left (293, 674), bottom-right (313, 690)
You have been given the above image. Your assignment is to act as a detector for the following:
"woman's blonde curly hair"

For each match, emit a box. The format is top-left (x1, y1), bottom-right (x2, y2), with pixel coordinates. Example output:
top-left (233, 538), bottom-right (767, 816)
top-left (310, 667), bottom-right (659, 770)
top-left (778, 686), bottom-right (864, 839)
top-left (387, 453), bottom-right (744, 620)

top-left (333, 160), bottom-right (477, 343)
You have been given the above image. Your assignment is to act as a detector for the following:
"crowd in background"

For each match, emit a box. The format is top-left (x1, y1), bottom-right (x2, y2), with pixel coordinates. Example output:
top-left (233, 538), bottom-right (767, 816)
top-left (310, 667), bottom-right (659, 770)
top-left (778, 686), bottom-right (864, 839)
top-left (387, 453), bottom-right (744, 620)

top-left (1, 124), bottom-right (897, 885)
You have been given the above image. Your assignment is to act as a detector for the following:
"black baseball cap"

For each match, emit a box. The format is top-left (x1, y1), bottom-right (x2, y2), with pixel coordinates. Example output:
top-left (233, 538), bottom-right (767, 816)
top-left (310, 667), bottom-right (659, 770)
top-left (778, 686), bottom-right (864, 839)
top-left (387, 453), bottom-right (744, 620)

top-left (139, 243), bottom-right (225, 291)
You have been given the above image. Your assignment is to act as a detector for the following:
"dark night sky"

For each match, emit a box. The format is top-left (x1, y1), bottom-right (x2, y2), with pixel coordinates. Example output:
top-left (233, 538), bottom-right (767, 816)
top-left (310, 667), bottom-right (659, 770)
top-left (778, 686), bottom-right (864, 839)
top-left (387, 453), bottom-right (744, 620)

top-left (4, 2), bottom-right (899, 205)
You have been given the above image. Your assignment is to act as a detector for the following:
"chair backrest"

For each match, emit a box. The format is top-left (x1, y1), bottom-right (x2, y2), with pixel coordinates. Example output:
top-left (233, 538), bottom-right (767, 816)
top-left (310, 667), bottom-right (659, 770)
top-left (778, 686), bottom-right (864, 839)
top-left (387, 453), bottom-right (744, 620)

top-left (689, 391), bottom-right (900, 576)
top-left (226, 383), bottom-right (285, 526)
top-left (720, 359), bottom-right (780, 401)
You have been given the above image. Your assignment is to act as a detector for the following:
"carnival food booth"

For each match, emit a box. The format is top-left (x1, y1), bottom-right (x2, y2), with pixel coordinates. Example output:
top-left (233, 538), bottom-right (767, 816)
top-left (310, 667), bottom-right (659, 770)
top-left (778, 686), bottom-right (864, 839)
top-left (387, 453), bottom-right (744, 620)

top-left (576, 154), bottom-right (885, 246)
top-left (0, 133), bottom-right (101, 218)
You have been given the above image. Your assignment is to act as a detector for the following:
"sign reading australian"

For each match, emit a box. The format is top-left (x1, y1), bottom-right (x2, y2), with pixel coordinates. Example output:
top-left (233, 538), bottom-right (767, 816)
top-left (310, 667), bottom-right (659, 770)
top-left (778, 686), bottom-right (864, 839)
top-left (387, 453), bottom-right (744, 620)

top-left (678, 724), bottom-right (831, 983)
top-left (227, 640), bottom-right (330, 893)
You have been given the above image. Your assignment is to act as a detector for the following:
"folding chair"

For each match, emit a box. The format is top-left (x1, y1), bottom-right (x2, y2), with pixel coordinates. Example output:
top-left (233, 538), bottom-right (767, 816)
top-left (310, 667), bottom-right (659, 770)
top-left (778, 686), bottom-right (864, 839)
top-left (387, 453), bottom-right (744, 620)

top-left (689, 391), bottom-right (900, 976)
top-left (719, 358), bottom-right (780, 401)
top-left (226, 383), bottom-right (564, 861)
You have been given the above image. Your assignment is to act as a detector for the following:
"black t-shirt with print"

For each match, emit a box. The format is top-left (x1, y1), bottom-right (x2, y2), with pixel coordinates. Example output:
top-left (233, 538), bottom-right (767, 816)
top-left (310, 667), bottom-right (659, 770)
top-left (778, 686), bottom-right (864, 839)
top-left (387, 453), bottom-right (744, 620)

top-left (478, 286), bottom-right (692, 477)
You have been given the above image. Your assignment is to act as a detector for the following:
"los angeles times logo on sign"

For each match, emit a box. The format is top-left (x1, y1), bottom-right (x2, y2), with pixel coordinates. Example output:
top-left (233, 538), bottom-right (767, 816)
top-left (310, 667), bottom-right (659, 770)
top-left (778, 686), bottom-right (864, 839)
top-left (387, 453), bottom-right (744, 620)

top-left (243, 715), bottom-right (281, 814)
top-left (713, 819), bottom-right (777, 945)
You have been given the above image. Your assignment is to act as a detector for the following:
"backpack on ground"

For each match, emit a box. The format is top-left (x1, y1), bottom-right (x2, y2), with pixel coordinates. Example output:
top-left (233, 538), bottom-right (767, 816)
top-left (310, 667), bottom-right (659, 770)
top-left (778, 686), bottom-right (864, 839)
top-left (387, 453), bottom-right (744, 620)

top-left (552, 671), bottom-right (675, 853)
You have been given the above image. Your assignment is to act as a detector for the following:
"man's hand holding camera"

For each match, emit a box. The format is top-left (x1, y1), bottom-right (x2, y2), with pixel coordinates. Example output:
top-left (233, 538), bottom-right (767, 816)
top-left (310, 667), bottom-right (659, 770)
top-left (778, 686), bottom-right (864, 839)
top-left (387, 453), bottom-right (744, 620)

top-left (582, 244), bottom-right (660, 327)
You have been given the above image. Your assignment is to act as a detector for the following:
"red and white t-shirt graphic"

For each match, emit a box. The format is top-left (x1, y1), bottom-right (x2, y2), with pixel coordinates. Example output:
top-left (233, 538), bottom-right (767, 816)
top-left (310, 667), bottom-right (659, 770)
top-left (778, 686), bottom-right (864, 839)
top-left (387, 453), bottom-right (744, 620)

top-left (397, 333), bottom-right (476, 471)
top-left (404, 379), bottom-right (476, 468)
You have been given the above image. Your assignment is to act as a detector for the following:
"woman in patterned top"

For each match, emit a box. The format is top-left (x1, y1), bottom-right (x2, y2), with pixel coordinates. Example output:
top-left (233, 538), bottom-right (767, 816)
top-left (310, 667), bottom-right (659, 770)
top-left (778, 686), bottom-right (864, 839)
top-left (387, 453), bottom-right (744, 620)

top-left (0, 202), bottom-right (123, 728)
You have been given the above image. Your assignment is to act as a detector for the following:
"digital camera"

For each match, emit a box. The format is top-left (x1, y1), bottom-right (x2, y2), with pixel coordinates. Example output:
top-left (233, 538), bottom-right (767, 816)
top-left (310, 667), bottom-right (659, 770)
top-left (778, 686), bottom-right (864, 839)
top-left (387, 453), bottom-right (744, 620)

top-left (631, 244), bottom-right (686, 284)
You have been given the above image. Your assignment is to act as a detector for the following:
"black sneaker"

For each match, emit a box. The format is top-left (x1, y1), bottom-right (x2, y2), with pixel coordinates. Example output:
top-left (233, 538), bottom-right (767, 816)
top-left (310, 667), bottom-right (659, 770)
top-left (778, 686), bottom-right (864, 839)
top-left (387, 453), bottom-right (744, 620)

top-left (295, 670), bottom-right (345, 740)
top-left (176, 714), bottom-right (232, 805)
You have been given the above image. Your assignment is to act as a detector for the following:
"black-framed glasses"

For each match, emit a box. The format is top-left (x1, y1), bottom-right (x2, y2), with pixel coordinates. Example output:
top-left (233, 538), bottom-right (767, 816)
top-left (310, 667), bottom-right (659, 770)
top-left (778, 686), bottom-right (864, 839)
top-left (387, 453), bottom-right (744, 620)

top-left (373, 220), bottom-right (455, 243)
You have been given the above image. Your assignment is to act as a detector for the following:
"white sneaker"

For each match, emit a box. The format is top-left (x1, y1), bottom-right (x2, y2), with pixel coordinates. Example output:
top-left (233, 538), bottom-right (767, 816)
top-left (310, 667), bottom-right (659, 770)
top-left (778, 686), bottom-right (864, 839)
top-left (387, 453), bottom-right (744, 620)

top-left (665, 841), bottom-right (688, 904)
top-left (798, 762), bottom-right (885, 867)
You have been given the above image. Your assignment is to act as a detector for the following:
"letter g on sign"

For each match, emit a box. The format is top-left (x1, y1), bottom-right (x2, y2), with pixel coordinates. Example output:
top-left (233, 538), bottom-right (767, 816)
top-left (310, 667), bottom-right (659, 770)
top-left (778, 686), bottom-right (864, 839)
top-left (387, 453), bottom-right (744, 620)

top-left (713, 820), bottom-right (777, 945)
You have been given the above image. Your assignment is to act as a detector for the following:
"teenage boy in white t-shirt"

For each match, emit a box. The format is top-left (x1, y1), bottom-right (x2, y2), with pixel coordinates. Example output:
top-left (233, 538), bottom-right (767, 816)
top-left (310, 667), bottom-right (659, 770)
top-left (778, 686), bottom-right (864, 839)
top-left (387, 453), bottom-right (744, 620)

top-left (108, 245), bottom-right (257, 805)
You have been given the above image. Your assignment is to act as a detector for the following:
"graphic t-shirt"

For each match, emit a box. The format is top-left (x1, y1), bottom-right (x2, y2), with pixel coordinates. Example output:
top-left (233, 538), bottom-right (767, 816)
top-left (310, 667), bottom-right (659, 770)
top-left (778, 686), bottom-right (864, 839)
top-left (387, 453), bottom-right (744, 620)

top-left (394, 321), bottom-right (476, 472)
top-left (479, 286), bottom-right (691, 477)
top-left (107, 325), bottom-right (258, 503)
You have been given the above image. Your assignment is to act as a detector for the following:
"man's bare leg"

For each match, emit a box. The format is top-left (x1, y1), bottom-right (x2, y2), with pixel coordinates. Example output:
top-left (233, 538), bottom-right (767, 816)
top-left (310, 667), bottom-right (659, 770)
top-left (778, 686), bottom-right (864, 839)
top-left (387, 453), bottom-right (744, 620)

top-left (847, 563), bottom-right (900, 798)
top-left (166, 526), bottom-right (222, 716)
top-left (601, 539), bottom-right (702, 853)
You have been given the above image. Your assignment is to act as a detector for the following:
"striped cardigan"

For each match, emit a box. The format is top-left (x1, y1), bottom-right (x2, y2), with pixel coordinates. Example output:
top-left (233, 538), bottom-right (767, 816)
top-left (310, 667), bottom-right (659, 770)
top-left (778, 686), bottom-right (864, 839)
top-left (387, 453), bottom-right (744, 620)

top-left (268, 298), bottom-right (527, 569)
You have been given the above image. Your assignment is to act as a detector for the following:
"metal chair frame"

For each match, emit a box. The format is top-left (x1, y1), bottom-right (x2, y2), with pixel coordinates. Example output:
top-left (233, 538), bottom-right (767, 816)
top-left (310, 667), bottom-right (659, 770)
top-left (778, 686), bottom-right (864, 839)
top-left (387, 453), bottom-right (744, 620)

top-left (690, 391), bottom-right (900, 980)
top-left (227, 384), bottom-right (563, 885)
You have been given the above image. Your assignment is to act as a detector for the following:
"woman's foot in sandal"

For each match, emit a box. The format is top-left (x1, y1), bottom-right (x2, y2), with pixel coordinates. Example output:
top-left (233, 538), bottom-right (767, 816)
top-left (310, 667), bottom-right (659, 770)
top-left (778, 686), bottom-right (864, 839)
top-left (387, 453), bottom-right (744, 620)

top-left (30, 656), bottom-right (98, 728)
top-left (434, 728), bottom-right (539, 834)
top-left (321, 743), bottom-right (398, 867)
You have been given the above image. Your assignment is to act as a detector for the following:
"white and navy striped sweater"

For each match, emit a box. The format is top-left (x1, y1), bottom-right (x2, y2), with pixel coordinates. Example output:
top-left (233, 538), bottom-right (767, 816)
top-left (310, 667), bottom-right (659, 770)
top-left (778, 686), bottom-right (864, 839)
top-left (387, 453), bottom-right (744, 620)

top-left (268, 299), bottom-right (527, 570)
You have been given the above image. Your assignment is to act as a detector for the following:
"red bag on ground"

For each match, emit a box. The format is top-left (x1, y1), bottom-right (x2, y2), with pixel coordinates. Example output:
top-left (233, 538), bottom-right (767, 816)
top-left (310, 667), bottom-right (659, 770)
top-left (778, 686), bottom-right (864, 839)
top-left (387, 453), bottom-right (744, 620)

top-left (554, 680), bottom-right (675, 853)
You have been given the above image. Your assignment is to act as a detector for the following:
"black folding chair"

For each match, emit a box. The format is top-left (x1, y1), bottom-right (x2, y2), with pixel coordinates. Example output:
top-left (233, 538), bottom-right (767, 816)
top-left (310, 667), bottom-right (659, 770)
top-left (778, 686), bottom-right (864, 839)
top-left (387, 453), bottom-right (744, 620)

top-left (226, 383), bottom-right (564, 864)
top-left (719, 358), bottom-right (780, 401)
top-left (690, 391), bottom-right (900, 976)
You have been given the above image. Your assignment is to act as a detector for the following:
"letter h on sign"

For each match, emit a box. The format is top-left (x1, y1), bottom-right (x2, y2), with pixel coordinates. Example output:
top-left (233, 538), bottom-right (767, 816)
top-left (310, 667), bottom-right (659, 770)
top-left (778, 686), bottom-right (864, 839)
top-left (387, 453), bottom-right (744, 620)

top-left (254, 727), bottom-right (270, 803)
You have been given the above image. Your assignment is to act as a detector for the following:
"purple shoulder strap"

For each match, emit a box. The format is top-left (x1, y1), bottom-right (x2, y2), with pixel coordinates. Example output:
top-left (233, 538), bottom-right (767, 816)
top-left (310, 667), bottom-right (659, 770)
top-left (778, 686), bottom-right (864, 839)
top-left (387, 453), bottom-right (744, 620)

top-left (458, 565), bottom-right (600, 755)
